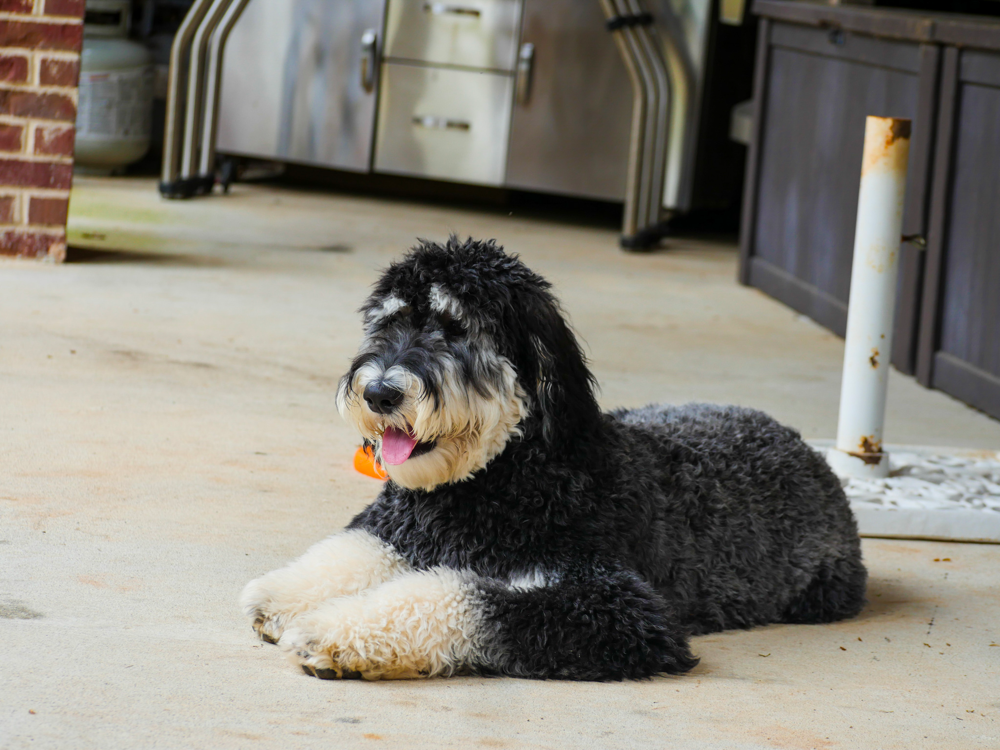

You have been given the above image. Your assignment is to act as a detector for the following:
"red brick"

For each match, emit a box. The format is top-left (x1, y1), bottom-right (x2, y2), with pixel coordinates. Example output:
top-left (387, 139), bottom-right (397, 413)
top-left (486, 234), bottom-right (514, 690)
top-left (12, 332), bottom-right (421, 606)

top-left (0, 229), bottom-right (66, 259)
top-left (0, 124), bottom-right (24, 152)
top-left (0, 195), bottom-right (16, 223)
top-left (0, 88), bottom-right (76, 121)
top-left (0, 22), bottom-right (84, 53)
top-left (0, 159), bottom-right (72, 189)
top-left (39, 57), bottom-right (79, 87)
top-left (44, 0), bottom-right (85, 18)
top-left (28, 195), bottom-right (68, 226)
top-left (0, 0), bottom-right (34, 12)
top-left (34, 124), bottom-right (74, 156)
top-left (0, 54), bottom-right (30, 85)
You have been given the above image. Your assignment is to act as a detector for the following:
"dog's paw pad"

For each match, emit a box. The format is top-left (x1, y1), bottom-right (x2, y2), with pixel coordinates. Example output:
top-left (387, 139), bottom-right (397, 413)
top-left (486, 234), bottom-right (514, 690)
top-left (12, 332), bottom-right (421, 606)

top-left (300, 664), bottom-right (362, 680)
top-left (250, 611), bottom-right (289, 644)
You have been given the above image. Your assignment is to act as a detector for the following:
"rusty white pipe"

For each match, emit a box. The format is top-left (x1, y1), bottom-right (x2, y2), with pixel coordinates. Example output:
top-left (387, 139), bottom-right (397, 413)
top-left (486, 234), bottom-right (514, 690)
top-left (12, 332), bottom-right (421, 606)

top-left (828, 116), bottom-right (911, 480)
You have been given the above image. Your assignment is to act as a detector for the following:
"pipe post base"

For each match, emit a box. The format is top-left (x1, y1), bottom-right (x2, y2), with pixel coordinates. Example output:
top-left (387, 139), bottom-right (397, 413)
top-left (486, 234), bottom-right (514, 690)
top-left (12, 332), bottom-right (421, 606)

top-left (826, 447), bottom-right (891, 480)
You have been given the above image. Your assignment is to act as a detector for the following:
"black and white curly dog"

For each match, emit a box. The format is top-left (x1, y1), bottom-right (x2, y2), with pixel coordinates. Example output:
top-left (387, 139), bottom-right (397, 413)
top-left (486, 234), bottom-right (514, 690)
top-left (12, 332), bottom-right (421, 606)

top-left (241, 237), bottom-right (866, 681)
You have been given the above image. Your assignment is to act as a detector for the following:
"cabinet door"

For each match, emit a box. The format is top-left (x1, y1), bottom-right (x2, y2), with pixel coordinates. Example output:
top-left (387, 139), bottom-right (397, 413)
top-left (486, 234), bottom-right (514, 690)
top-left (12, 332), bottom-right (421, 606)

top-left (918, 48), bottom-right (1000, 419)
top-left (741, 22), bottom-right (932, 372)
top-left (374, 63), bottom-right (514, 186)
top-left (505, 0), bottom-right (632, 201)
top-left (383, 0), bottom-right (523, 71)
top-left (218, 0), bottom-right (384, 172)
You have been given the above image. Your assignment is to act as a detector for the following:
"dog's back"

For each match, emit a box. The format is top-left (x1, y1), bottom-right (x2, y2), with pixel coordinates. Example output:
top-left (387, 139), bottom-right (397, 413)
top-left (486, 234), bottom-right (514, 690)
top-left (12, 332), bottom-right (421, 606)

top-left (608, 403), bottom-right (867, 635)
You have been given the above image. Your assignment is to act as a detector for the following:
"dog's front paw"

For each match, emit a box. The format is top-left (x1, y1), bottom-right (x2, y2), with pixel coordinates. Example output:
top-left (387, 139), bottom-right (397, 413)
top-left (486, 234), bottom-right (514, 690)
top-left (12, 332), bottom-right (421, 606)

top-left (240, 531), bottom-right (412, 644)
top-left (277, 569), bottom-right (483, 681)
top-left (278, 625), bottom-right (370, 680)
top-left (240, 575), bottom-right (304, 644)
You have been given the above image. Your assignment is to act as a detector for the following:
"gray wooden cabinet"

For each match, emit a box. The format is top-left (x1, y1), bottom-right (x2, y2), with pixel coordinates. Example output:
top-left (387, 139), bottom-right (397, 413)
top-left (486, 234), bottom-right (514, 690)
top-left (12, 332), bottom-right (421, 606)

top-left (917, 43), bottom-right (1000, 418)
top-left (740, 0), bottom-right (1000, 420)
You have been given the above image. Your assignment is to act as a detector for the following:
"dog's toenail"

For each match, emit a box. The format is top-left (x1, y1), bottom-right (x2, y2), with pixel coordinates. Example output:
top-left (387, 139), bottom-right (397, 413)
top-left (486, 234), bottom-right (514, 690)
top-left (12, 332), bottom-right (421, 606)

top-left (301, 665), bottom-right (317, 677)
top-left (260, 632), bottom-right (277, 645)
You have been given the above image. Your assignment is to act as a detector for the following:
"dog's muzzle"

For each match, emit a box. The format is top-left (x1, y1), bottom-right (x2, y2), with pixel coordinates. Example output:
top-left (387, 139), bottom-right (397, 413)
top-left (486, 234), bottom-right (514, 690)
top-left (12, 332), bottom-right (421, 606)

top-left (363, 381), bottom-right (404, 415)
top-left (359, 378), bottom-right (438, 466)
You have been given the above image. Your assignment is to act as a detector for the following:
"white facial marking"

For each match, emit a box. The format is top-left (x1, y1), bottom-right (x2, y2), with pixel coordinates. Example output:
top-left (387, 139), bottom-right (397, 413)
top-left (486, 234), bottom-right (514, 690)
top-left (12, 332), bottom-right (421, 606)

top-left (429, 284), bottom-right (464, 320)
top-left (366, 295), bottom-right (408, 327)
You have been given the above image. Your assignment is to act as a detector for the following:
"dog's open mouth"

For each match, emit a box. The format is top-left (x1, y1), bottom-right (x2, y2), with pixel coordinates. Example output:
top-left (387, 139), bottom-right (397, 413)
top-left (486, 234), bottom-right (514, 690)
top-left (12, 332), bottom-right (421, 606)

top-left (381, 425), bottom-right (437, 465)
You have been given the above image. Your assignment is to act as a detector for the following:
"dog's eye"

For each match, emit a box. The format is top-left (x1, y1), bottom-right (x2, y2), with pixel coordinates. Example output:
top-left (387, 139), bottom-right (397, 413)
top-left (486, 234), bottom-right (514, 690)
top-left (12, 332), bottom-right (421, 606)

top-left (379, 305), bottom-right (411, 327)
top-left (436, 310), bottom-right (466, 337)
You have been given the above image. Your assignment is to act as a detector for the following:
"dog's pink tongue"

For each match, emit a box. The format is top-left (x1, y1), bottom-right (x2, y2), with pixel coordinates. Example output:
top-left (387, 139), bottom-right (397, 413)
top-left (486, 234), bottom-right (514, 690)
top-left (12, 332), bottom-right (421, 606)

top-left (381, 426), bottom-right (418, 465)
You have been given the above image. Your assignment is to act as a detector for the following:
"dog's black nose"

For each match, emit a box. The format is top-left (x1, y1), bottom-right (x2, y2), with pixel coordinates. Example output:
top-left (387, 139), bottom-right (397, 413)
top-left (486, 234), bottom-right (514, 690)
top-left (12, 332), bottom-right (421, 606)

top-left (363, 382), bottom-right (405, 414)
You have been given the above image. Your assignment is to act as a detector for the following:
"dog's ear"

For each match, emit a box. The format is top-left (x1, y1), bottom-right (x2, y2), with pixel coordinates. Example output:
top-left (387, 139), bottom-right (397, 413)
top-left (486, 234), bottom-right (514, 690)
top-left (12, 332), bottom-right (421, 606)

top-left (516, 288), bottom-right (600, 447)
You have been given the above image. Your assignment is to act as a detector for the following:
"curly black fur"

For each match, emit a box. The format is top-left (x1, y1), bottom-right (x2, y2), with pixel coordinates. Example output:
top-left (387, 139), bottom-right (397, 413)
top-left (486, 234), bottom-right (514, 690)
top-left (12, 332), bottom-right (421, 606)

top-left (345, 237), bottom-right (867, 681)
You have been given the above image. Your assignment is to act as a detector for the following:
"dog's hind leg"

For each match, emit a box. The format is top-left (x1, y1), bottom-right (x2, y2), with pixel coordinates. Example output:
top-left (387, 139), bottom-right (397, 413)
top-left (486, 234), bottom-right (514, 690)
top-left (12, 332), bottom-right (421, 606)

top-left (240, 530), bottom-right (409, 644)
top-left (478, 569), bottom-right (698, 681)
top-left (782, 554), bottom-right (869, 625)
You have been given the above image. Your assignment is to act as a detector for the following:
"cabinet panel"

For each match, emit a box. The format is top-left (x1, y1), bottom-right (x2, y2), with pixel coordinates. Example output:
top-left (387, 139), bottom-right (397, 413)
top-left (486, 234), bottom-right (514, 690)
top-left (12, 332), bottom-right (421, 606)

top-left (505, 0), bottom-right (632, 201)
top-left (384, 0), bottom-right (523, 71)
top-left (927, 56), bottom-right (1000, 417)
top-left (754, 45), bottom-right (920, 306)
top-left (939, 81), bottom-right (1000, 378)
top-left (218, 0), bottom-right (383, 172)
top-left (374, 63), bottom-right (513, 185)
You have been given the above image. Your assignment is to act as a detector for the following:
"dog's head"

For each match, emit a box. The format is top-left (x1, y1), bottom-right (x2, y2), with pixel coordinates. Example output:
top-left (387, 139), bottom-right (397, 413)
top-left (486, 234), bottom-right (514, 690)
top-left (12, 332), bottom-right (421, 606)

top-left (337, 237), bottom-right (599, 490)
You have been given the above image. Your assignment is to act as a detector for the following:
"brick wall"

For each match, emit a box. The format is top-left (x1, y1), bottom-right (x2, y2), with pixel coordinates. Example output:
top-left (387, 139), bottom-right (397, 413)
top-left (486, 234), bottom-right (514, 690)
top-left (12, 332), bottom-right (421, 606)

top-left (0, 0), bottom-right (84, 261)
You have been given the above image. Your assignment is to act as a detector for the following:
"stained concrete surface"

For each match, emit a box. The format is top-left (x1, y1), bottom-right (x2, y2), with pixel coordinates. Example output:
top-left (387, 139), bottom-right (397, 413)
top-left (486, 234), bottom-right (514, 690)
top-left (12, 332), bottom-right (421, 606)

top-left (1, 177), bottom-right (998, 749)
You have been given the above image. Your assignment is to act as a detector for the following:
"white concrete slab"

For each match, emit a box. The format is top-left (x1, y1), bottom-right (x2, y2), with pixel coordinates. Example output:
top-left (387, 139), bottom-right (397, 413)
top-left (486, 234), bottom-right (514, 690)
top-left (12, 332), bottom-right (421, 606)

top-left (2, 177), bottom-right (999, 749)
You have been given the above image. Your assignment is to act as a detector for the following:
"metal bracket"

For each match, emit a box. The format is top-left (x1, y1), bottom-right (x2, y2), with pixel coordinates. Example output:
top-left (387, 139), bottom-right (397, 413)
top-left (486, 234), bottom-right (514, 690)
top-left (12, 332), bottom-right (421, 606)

top-left (605, 12), bottom-right (654, 31)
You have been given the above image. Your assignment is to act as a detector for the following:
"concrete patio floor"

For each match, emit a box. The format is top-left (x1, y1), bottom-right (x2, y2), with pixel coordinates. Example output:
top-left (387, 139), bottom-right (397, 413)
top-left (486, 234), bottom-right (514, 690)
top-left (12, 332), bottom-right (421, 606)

top-left (2, 177), bottom-right (998, 749)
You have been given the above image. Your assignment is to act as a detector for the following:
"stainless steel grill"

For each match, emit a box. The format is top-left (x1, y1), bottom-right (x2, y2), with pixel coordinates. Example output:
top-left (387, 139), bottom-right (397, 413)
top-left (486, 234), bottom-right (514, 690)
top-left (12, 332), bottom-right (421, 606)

top-left (160, 0), bottom-right (739, 249)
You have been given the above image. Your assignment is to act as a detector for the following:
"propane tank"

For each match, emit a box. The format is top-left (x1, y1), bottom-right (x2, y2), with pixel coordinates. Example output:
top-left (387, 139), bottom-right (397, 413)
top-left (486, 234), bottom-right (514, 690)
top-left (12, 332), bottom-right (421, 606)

top-left (75, 0), bottom-right (154, 174)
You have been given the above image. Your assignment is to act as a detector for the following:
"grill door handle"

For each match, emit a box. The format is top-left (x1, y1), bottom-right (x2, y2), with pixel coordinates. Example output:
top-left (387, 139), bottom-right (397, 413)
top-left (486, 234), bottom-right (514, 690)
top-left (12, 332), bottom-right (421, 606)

top-left (516, 43), bottom-right (535, 105)
top-left (423, 3), bottom-right (481, 18)
top-left (360, 29), bottom-right (377, 93)
top-left (412, 115), bottom-right (471, 131)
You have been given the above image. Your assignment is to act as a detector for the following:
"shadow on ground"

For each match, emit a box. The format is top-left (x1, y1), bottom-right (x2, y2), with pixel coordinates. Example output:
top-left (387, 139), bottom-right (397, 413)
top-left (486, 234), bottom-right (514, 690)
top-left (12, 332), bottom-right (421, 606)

top-left (66, 246), bottom-right (229, 266)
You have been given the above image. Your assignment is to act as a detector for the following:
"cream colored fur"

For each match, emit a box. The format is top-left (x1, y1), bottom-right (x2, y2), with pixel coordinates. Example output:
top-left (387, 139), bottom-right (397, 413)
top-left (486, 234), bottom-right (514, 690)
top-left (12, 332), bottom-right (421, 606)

top-left (279, 568), bottom-right (484, 680)
top-left (240, 530), bottom-right (409, 643)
